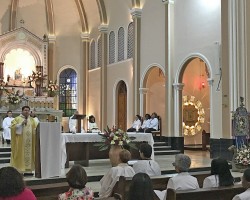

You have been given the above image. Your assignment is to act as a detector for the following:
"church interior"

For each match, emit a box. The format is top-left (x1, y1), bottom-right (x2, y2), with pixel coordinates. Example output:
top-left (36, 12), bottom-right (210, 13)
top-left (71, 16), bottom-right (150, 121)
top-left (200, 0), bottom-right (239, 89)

top-left (0, 0), bottom-right (250, 199)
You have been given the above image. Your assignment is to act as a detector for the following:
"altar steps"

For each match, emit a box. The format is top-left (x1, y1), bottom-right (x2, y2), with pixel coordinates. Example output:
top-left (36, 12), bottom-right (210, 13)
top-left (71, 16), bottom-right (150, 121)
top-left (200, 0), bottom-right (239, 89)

top-left (154, 142), bottom-right (181, 156)
top-left (0, 147), bottom-right (11, 164)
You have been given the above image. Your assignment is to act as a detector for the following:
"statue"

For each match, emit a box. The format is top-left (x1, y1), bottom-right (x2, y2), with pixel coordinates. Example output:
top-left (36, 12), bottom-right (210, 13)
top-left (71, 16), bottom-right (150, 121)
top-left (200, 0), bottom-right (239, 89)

top-left (14, 68), bottom-right (22, 81)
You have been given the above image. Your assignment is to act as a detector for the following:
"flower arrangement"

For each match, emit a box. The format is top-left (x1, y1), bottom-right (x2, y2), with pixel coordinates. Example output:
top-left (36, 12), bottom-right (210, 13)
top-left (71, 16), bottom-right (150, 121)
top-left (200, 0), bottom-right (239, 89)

top-left (234, 145), bottom-right (250, 166)
top-left (5, 88), bottom-right (23, 105)
top-left (28, 71), bottom-right (47, 83)
top-left (96, 126), bottom-right (136, 151)
top-left (0, 79), bottom-right (6, 91)
top-left (46, 80), bottom-right (59, 97)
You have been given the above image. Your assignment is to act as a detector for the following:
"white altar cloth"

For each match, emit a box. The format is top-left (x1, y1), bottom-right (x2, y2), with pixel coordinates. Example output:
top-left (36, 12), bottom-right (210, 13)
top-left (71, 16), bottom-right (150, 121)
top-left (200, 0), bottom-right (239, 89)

top-left (40, 122), bottom-right (62, 178)
top-left (61, 132), bottom-right (155, 168)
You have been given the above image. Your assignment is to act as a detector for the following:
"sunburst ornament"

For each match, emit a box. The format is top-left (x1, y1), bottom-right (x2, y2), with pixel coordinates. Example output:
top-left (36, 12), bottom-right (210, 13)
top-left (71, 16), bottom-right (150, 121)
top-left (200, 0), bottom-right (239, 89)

top-left (183, 96), bottom-right (205, 136)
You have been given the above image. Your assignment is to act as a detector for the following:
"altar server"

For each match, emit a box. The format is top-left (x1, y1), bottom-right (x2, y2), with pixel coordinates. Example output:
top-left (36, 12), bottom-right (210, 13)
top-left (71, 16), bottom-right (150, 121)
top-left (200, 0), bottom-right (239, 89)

top-left (88, 115), bottom-right (99, 131)
top-left (127, 115), bottom-right (142, 132)
top-left (233, 168), bottom-right (250, 200)
top-left (145, 112), bottom-right (159, 133)
top-left (10, 106), bottom-right (38, 174)
top-left (2, 110), bottom-right (14, 144)
top-left (69, 110), bottom-right (78, 133)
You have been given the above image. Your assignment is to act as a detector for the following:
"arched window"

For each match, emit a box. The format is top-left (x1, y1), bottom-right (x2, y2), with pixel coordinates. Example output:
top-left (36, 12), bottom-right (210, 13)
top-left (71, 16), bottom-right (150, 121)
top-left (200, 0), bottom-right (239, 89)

top-left (90, 40), bottom-right (96, 69)
top-left (97, 36), bottom-right (102, 67)
top-left (118, 27), bottom-right (125, 61)
top-left (109, 31), bottom-right (115, 64)
top-left (127, 22), bottom-right (134, 59)
top-left (59, 68), bottom-right (77, 117)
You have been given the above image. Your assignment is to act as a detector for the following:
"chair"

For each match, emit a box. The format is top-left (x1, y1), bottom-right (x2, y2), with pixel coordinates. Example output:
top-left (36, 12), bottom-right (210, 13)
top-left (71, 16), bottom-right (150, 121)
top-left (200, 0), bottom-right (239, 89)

top-left (151, 116), bottom-right (162, 140)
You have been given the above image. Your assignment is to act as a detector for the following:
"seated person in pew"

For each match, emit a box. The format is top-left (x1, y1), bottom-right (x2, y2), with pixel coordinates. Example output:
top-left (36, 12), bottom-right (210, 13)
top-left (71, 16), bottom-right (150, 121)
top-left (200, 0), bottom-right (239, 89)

top-left (99, 150), bottom-right (135, 198)
top-left (233, 168), bottom-right (250, 200)
top-left (0, 166), bottom-right (36, 200)
top-left (203, 158), bottom-right (234, 188)
top-left (128, 173), bottom-right (154, 200)
top-left (133, 143), bottom-right (161, 176)
top-left (88, 115), bottom-right (99, 132)
top-left (127, 115), bottom-right (142, 132)
top-left (58, 164), bottom-right (94, 200)
top-left (145, 112), bottom-right (159, 133)
top-left (155, 154), bottom-right (199, 200)
top-left (138, 114), bottom-right (151, 132)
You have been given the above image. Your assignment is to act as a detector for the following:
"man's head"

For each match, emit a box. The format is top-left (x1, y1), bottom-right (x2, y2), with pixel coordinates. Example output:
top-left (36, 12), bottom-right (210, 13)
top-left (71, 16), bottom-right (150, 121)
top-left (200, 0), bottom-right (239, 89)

top-left (21, 106), bottom-right (30, 118)
top-left (7, 110), bottom-right (12, 117)
top-left (242, 168), bottom-right (250, 189)
top-left (172, 154), bottom-right (191, 173)
top-left (139, 143), bottom-right (152, 159)
top-left (119, 149), bottom-right (131, 163)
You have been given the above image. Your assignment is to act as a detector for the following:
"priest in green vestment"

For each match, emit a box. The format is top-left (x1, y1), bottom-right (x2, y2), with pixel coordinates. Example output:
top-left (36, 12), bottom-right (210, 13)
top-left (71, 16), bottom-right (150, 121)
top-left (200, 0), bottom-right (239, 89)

top-left (10, 106), bottom-right (38, 173)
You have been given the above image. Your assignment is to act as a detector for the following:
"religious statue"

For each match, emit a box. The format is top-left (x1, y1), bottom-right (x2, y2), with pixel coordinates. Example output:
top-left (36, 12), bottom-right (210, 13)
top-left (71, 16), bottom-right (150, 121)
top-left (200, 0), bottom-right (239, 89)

top-left (14, 68), bottom-right (22, 80)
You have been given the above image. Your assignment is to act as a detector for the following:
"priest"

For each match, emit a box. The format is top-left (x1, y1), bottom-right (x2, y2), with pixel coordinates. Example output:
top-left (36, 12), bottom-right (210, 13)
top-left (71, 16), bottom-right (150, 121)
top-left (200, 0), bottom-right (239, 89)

top-left (10, 106), bottom-right (38, 174)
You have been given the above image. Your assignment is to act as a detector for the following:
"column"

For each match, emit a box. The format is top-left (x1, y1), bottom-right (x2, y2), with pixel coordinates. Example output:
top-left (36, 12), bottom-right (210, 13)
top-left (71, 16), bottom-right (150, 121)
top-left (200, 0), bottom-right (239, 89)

top-left (98, 24), bottom-right (108, 130)
top-left (139, 87), bottom-right (149, 116)
top-left (130, 8), bottom-right (142, 117)
top-left (173, 83), bottom-right (184, 137)
top-left (0, 63), bottom-right (4, 79)
top-left (47, 35), bottom-right (56, 81)
top-left (80, 32), bottom-right (89, 129)
top-left (163, 0), bottom-right (175, 137)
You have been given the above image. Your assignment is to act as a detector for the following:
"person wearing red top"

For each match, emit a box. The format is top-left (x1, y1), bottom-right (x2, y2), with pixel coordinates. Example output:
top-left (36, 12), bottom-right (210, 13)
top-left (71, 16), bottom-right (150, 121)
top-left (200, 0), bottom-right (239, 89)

top-left (0, 166), bottom-right (36, 200)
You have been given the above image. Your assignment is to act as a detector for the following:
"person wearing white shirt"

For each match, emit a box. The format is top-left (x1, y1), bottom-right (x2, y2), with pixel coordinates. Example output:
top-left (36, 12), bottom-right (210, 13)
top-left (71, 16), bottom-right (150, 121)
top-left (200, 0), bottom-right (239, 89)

top-left (162, 154), bottom-right (199, 200)
top-left (99, 149), bottom-right (135, 198)
top-left (145, 112), bottom-right (159, 133)
top-left (233, 168), bottom-right (250, 200)
top-left (133, 143), bottom-right (161, 176)
top-left (88, 115), bottom-right (99, 131)
top-left (138, 114), bottom-right (151, 132)
top-left (30, 111), bottom-right (40, 126)
top-left (203, 158), bottom-right (234, 188)
top-left (127, 115), bottom-right (142, 132)
top-left (2, 110), bottom-right (14, 144)
top-left (69, 110), bottom-right (79, 133)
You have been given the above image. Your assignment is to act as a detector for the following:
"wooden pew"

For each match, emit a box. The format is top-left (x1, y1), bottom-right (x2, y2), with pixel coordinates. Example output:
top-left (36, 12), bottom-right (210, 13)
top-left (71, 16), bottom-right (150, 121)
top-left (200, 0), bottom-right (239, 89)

top-left (166, 185), bottom-right (245, 200)
top-left (113, 171), bottom-right (211, 200)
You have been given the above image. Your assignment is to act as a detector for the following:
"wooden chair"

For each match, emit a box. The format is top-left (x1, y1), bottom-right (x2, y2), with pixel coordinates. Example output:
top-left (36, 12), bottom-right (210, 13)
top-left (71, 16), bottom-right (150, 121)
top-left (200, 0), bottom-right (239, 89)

top-left (151, 116), bottom-right (162, 140)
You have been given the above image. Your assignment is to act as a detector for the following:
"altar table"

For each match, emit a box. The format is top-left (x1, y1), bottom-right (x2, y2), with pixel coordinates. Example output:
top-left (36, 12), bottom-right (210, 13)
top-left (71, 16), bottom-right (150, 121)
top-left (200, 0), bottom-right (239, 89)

top-left (61, 132), bottom-right (154, 168)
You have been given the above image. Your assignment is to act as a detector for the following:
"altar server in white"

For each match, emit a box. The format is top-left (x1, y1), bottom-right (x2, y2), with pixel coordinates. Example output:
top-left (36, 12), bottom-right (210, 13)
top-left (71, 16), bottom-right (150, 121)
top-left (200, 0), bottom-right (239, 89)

top-left (233, 168), bottom-right (250, 200)
top-left (69, 110), bottom-right (78, 133)
top-left (133, 143), bottom-right (161, 176)
top-left (127, 115), bottom-right (142, 132)
top-left (2, 110), bottom-right (14, 144)
top-left (145, 112), bottom-right (159, 133)
top-left (88, 115), bottom-right (99, 131)
top-left (99, 149), bottom-right (135, 198)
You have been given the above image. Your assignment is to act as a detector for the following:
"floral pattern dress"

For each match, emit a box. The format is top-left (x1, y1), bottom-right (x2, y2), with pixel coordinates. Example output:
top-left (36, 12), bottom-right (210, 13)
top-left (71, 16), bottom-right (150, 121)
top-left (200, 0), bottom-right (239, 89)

top-left (58, 187), bottom-right (94, 200)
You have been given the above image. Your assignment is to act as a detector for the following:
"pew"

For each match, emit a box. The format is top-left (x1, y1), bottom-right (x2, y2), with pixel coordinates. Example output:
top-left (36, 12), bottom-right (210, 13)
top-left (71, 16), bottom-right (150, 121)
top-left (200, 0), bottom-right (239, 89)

top-left (166, 185), bottom-right (245, 200)
top-left (113, 171), bottom-right (211, 200)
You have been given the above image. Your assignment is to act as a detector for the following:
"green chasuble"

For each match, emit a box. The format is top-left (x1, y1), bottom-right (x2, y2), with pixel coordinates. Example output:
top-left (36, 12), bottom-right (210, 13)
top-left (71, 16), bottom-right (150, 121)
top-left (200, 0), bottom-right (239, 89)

top-left (10, 115), bottom-right (38, 172)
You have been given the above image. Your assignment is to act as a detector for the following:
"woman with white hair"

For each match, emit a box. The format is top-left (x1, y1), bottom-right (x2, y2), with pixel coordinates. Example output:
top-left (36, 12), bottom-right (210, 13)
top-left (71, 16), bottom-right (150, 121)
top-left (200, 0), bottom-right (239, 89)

top-left (163, 154), bottom-right (199, 199)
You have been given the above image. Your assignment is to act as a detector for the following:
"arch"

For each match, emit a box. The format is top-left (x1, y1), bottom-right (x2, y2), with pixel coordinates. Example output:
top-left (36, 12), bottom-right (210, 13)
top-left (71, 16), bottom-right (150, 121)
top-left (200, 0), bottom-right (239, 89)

top-left (140, 63), bottom-right (165, 88)
top-left (74, 0), bottom-right (89, 33)
top-left (96, 0), bottom-right (107, 24)
top-left (174, 53), bottom-right (213, 84)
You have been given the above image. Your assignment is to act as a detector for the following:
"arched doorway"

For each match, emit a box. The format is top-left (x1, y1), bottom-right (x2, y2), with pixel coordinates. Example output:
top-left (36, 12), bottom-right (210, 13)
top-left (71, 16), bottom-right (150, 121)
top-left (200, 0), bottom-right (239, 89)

top-left (181, 57), bottom-right (210, 147)
top-left (117, 81), bottom-right (127, 131)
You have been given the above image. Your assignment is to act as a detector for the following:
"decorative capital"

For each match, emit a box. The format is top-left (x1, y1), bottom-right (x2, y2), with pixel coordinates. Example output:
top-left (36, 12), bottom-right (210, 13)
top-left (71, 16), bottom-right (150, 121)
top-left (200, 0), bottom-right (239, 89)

top-left (130, 8), bottom-right (142, 18)
top-left (81, 32), bottom-right (90, 41)
top-left (173, 83), bottom-right (184, 90)
top-left (162, 0), bottom-right (174, 5)
top-left (139, 88), bottom-right (149, 94)
top-left (47, 34), bottom-right (56, 41)
top-left (98, 24), bottom-right (109, 33)
top-left (207, 78), bottom-right (214, 86)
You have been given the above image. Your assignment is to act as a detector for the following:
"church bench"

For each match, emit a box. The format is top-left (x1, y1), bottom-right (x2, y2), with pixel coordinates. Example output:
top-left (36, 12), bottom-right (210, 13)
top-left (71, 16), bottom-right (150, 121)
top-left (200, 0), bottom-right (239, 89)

top-left (166, 184), bottom-right (245, 200)
top-left (113, 171), bottom-right (211, 200)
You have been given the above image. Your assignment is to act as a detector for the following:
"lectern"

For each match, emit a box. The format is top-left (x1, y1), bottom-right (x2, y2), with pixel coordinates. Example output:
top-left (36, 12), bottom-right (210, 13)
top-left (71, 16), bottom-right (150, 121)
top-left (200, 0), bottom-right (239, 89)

top-left (72, 114), bottom-right (86, 133)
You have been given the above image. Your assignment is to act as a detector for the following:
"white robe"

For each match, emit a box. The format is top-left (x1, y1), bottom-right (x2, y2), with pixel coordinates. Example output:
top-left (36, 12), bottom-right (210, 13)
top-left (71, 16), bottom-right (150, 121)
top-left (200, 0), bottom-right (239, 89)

top-left (141, 119), bottom-right (151, 129)
top-left (203, 175), bottom-right (219, 188)
top-left (148, 118), bottom-right (159, 130)
top-left (232, 188), bottom-right (250, 200)
top-left (69, 115), bottom-right (77, 132)
top-left (131, 119), bottom-right (141, 129)
top-left (89, 122), bottom-right (98, 130)
top-left (133, 160), bottom-right (161, 176)
top-left (99, 163), bottom-right (135, 198)
top-left (2, 117), bottom-right (14, 140)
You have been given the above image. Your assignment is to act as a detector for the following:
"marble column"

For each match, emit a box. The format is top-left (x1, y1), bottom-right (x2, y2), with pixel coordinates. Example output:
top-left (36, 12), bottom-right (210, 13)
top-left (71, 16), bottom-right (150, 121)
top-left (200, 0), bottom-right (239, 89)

top-left (0, 63), bottom-right (4, 79)
top-left (47, 35), bottom-right (56, 81)
top-left (98, 24), bottom-right (108, 130)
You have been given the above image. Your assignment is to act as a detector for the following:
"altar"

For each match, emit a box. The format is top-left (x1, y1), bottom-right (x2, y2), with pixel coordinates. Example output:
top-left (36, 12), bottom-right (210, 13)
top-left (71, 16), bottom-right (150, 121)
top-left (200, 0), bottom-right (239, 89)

top-left (61, 132), bottom-right (155, 168)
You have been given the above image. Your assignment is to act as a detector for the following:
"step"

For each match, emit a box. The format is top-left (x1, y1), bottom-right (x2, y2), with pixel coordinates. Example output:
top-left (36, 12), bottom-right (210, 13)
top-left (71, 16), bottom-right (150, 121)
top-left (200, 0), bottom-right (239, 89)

top-left (155, 150), bottom-right (181, 155)
top-left (154, 146), bottom-right (171, 151)
top-left (0, 157), bottom-right (10, 164)
top-left (0, 147), bottom-right (11, 152)
top-left (0, 152), bottom-right (11, 158)
top-left (154, 142), bottom-right (167, 146)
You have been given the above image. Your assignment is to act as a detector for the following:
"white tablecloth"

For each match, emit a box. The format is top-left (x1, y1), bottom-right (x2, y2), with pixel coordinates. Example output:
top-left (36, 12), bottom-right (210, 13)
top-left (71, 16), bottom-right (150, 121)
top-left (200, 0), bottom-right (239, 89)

top-left (61, 132), bottom-right (155, 168)
top-left (40, 122), bottom-right (62, 178)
